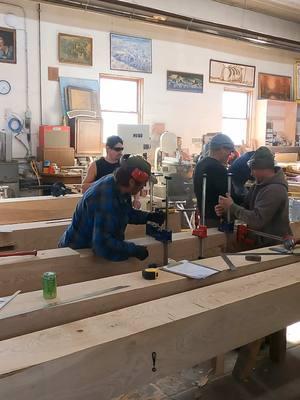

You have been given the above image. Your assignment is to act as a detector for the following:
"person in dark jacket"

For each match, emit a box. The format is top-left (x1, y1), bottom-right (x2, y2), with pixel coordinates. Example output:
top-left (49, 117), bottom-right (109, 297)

top-left (193, 133), bottom-right (235, 227)
top-left (216, 146), bottom-right (292, 246)
top-left (216, 146), bottom-right (292, 376)
top-left (59, 155), bottom-right (165, 261)
top-left (228, 151), bottom-right (255, 200)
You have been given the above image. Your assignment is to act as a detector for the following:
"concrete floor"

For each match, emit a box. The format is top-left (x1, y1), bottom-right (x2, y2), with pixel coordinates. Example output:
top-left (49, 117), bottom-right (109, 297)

top-left (115, 323), bottom-right (300, 400)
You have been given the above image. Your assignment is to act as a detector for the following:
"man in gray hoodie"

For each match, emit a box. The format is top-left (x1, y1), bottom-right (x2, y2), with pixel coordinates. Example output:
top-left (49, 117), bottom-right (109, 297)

top-left (215, 146), bottom-right (292, 246)
top-left (215, 146), bottom-right (291, 377)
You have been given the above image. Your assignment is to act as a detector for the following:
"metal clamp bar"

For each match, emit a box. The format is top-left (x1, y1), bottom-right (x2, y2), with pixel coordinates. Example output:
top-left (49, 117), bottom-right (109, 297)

top-left (201, 173), bottom-right (207, 227)
top-left (163, 176), bottom-right (172, 266)
top-left (227, 173), bottom-right (232, 223)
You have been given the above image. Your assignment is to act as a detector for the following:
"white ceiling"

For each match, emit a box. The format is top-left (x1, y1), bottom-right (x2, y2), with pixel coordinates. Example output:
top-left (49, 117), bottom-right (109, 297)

top-left (213, 0), bottom-right (300, 23)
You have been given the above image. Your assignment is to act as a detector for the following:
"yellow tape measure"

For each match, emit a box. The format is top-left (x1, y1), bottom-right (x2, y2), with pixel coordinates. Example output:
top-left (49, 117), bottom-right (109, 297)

top-left (142, 268), bottom-right (159, 280)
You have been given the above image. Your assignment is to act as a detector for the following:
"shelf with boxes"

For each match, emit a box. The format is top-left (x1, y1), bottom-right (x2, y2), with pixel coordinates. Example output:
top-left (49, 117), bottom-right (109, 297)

top-left (255, 99), bottom-right (297, 147)
top-left (37, 125), bottom-right (75, 168)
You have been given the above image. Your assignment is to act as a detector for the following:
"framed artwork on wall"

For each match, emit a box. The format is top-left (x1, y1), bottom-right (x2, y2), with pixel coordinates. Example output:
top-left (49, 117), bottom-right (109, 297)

top-left (58, 33), bottom-right (93, 66)
top-left (110, 33), bottom-right (152, 73)
top-left (0, 27), bottom-right (16, 64)
top-left (167, 70), bottom-right (204, 93)
top-left (258, 73), bottom-right (291, 101)
top-left (294, 61), bottom-right (300, 102)
top-left (209, 59), bottom-right (255, 88)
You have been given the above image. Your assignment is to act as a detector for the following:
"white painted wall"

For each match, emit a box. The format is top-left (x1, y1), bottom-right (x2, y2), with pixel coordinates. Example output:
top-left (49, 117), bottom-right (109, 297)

top-left (125, 0), bottom-right (300, 41)
top-left (0, 0), bottom-right (298, 157)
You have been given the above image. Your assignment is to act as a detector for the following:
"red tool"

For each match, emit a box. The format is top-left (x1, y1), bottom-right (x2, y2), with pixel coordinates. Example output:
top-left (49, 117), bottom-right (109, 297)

top-left (0, 250), bottom-right (38, 257)
top-left (192, 209), bottom-right (207, 238)
top-left (236, 225), bottom-right (299, 252)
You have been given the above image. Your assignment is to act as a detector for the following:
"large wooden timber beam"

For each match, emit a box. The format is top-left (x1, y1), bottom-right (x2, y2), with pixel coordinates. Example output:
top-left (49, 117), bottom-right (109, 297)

top-left (0, 213), bottom-right (182, 250)
top-left (1, 249), bottom-right (299, 341)
top-left (0, 230), bottom-right (226, 296)
top-left (0, 195), bottom-right (81, 224)
top-left (0, 264), bottom-right (299, 400)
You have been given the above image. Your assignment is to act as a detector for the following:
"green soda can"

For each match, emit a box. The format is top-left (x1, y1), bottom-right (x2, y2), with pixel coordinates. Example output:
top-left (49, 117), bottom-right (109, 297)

top-left (42, 272), bottom-right (57, 299)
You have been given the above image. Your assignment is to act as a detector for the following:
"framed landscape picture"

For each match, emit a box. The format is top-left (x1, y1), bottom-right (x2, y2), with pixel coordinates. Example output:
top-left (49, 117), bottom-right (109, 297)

top-left (209, 59), bottom-right (255, 88)
top-left (167, 70), bottom-right (203, 93)
top-left (0, 27), bottom-right (16, 64)
top-left (58, 33), bottom-right (93, 66)
top-left (258, 73), bottom-right (291, 101)
top-left (110, 33), bottom-right (152, 73)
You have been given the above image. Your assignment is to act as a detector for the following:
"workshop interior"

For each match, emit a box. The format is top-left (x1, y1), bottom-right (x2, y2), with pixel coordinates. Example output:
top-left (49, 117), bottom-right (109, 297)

top-left (1, 1), bottom-right (300, 399)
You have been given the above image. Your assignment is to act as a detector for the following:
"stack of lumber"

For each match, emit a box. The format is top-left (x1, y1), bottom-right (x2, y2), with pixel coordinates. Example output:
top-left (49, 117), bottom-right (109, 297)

top-left (0, 213), bottom-right (182, 251)
top-left (0, 195), bottom-right (81, 224)
top-left (0, 195), bottom-right (182, 250)
top-left (0, 229), bottom-right (226, 296)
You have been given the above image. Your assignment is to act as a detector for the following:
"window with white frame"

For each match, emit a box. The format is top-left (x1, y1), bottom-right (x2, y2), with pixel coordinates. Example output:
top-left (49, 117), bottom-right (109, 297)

top-left (222, 90), bottom-right (250, 145)
top-left (100, 75), bottom-right (142, 141)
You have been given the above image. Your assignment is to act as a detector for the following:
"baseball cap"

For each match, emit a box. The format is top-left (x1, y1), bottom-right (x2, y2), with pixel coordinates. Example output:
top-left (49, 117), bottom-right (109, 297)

top-left (247, 146), bottom-right (275, 169)
top-left (210, 133), bottom-right (235, 151)
top-left (121, 154), bottom-right (153, 183)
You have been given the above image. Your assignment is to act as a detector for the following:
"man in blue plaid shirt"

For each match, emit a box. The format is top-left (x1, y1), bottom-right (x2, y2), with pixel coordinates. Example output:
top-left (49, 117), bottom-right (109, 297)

top-left (59, 155), bottom-right (165, 261)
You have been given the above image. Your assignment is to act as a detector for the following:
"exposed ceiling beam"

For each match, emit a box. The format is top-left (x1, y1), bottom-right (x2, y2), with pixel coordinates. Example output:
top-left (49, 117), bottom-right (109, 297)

top-left (33, 0), bottom-right (300, 53)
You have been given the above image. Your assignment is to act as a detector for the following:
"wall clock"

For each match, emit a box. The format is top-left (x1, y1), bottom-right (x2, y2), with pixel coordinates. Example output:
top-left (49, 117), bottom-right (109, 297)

top-left (0, 80), bottom-right (11, 95)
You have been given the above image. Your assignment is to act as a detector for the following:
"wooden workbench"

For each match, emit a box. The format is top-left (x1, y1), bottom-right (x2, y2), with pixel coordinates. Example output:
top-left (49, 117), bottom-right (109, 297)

top-left (0, 259), bottom-right (299, 399)
top-left (0, 247), bottom-right (298, 341)
top-left (0, 195), bottom-right (81, 224)
top-left (0, 229), bottom-right (226, 296)
top-left (0, 212), bottom-right (182, 250)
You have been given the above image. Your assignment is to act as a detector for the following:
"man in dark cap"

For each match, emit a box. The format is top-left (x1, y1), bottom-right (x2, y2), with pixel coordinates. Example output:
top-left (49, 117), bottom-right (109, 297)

top-left (193, 133), bottom-right (235, 227)
top-left (216, 146), bottom-right (292, 378)
top-left (216, 146), bottom-right (292, 245)
top-left (59, 155), bottom-right (165, 261)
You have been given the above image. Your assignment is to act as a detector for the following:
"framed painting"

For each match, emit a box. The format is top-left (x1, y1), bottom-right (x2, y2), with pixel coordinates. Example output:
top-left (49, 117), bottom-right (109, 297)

top-left (258, 73), bottom-right (291, 101)
top-left (110, 33), bottom-right (152, 73)
top-left (167, 70), bottom-right (203, 93)
top-left (0, 27), bottom-right (16, 64)
top-left (58, 33), bottom-right (93, 66)
top-left (66, 86), bottom-right (98, 112)
top-left (294, 61), bottom-right (300, 102)
top-left (209, 59), bottom-right (255, 88)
